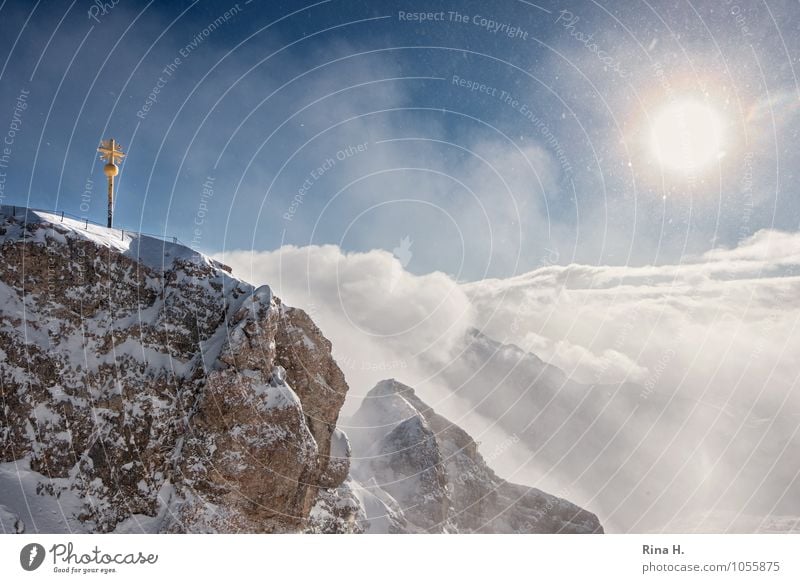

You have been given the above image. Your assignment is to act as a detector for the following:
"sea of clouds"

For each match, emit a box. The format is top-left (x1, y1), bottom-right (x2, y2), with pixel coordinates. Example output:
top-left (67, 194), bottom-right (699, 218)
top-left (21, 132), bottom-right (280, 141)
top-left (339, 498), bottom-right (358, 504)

top-left (217, 228), bottom-right (800, 532)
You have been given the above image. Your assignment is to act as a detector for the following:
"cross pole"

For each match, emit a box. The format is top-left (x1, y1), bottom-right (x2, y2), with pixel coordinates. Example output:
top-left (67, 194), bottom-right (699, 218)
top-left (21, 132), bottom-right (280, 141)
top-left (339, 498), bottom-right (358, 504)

top-left (97, 138), bottom-right (125, 228)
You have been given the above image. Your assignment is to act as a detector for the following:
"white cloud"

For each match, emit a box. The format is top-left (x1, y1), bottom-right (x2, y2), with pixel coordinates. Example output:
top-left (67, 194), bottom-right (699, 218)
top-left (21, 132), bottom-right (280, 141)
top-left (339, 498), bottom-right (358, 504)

top-left (218, 228), bottom-right (800, 403)
top-left (218, 228), bottom-right (800, 531)
top-left (216, 244), bottom-right (475, 407)
top-left (466, 229), bottom-right (800, 398)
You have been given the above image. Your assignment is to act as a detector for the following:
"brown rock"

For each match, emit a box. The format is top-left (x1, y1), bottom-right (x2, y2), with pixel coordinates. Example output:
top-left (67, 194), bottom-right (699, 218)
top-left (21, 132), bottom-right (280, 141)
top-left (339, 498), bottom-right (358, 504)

top-left (0, 210), bottom-right (352, 533)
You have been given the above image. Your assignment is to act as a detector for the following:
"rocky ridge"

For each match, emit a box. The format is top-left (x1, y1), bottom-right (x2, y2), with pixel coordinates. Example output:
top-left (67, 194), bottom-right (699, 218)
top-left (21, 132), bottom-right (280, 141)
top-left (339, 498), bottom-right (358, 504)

top-left (0, 208), bottom-right (351, 533)
top-left (348, 379), bottom-right (603, 533)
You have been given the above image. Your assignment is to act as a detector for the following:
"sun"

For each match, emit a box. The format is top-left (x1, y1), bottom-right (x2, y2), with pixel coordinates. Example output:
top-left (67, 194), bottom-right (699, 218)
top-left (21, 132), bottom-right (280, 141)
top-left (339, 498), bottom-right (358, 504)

top-left (650, 100), bottom-right (724, 173)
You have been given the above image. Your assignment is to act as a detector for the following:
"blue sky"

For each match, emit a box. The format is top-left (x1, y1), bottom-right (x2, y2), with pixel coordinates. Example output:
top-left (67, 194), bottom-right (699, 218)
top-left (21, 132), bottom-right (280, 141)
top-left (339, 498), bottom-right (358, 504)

top-left (1, 0), bottom-right (799, 280)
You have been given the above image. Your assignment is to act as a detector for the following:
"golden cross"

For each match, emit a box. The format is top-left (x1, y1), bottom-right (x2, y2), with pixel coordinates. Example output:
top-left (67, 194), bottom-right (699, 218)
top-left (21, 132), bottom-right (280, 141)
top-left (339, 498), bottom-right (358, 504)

top-left (98, 138), bottom-right (125, 228)
top-left (98, 138), bottom-right (125, 164)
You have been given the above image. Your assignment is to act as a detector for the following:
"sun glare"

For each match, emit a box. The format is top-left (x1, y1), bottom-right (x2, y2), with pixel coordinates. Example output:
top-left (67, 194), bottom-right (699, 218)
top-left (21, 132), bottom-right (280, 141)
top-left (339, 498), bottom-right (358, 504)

top-left (650, 100), bottom-right (724, 173)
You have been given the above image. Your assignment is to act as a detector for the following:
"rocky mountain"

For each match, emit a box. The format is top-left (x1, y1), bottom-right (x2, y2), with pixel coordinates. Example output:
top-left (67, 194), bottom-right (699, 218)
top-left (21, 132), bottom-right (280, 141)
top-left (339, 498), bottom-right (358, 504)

top-left (347, 379), bottom-right (603, 533)
top-left (0, 208), bottom-right (353, 533)
top-left (0, 207), bottom-right (602, 534)
top-left (423, 328), bottom-right (800, 533)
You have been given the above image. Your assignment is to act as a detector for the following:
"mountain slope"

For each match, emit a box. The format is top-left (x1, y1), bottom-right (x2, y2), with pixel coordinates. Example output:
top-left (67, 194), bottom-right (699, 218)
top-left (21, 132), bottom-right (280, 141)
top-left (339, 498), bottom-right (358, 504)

top-left (0, 208), bottom-right (352, 533)
top-left (431, 328), bottom-right (800, 533)
top-left (348, 379), bottom-right (603, 533)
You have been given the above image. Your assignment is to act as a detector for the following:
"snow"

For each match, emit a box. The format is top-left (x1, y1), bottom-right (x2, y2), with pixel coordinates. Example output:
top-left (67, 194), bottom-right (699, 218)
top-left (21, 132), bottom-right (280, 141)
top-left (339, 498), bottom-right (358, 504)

top-left (112, 481), bottom-right (177, 534)
top-left (243, 367), bottom-right (304, 412)
top-left (0, 457), bottom-right (88, 533)
top-left (0, 504), bottom-right (24, 533)
top-left (31, 402), bottom-right (62, 426)
top-left (0, 207), bottom-right (224, 273)
top-left (196, 285), bottom-right (256, 371)
top-left (104, 338), bottom-right (192, 376)
top-left (348, 381), bottom-right (424, 454)
top-left (330, 428), bottom-right (351, 459)
top-left (349, 478), bottom-right (404, 534)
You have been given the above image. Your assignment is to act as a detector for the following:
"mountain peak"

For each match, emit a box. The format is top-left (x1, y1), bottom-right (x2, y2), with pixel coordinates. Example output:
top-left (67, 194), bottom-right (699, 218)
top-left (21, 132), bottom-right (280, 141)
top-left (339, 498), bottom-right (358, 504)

top-left (0, 209), bottom-right (354, 533)
top-left (348, 379), bottom-right (603, 534)
top-left (0, 206), bottom-right (230, 274)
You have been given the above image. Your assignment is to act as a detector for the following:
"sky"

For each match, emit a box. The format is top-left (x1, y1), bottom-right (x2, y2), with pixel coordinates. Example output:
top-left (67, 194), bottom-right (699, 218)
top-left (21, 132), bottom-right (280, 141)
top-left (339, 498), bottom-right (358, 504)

top-left (1, 0), bottom-right (799, 280)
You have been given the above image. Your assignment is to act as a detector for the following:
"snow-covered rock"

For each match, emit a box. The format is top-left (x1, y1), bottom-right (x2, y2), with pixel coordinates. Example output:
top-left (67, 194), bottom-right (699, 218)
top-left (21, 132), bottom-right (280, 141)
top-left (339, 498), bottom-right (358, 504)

top-left (0, 208), bottom-right (351, 533)
top-left (348, 379), bottom-right (603, 533)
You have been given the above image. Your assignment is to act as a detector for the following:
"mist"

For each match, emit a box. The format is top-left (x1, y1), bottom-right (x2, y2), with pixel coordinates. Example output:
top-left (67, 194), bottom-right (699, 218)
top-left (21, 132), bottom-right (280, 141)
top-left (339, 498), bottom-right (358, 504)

top-left (219, 227), bottom-right (800, 532)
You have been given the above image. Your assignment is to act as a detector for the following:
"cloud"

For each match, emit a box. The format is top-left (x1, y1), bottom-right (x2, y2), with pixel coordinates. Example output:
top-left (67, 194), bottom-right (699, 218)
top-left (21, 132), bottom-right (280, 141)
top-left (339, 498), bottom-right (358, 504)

top-left (219, 227), bottom-right (800, 402)
top-left (466, 228), bottom-right (800, 397)
top-left (457, 230), bottom-right (800, 531)
top-left (216, 244), bottom-right (475, 406)
top-left (219, 227), bottom-right (800, 532)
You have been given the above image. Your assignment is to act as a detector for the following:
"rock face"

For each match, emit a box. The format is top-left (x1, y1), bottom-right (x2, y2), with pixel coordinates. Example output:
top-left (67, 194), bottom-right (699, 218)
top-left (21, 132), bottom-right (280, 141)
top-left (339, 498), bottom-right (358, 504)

top-left (0, 209), bottom-right (352, 533)
top-left (348, 379), bottom-right (603, 533)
